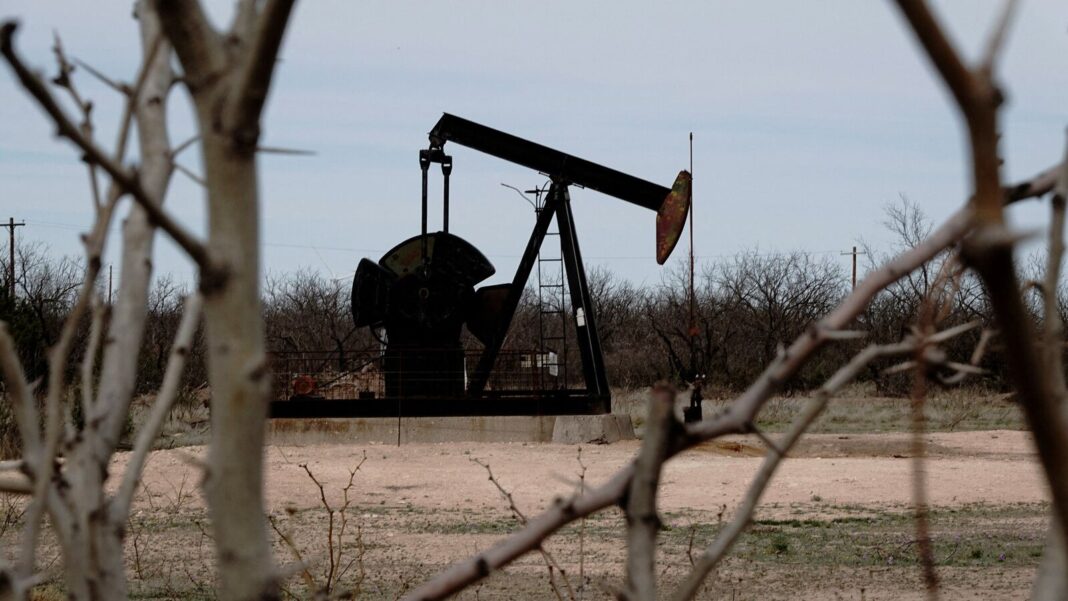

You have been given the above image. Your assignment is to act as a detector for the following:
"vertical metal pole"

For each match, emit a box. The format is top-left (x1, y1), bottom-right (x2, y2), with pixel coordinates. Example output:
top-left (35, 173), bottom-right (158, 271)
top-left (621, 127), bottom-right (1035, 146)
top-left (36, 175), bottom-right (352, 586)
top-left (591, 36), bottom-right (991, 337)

top-left (441, 155), bottom-right (452, 233)
top-left (419, 150), bottom-right (430, 263)
top-left (108, 264), bottom-right (113, 305)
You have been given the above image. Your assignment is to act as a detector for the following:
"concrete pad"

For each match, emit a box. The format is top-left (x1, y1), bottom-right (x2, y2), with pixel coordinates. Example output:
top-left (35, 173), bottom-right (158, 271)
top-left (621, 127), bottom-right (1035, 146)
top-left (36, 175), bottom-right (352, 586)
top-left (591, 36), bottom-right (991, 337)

top-left (551, 414), bottom-right (636, 444)
top-left (268, 415), bottom-right (557, 445)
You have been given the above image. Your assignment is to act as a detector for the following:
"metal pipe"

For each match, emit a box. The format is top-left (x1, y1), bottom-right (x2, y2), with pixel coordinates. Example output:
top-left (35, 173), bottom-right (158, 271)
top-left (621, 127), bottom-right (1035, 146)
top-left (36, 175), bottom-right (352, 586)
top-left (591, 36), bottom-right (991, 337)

top-left (442, 154), bottom-right (453, 233)
top-left (419, 150), bottom-right (430, 263)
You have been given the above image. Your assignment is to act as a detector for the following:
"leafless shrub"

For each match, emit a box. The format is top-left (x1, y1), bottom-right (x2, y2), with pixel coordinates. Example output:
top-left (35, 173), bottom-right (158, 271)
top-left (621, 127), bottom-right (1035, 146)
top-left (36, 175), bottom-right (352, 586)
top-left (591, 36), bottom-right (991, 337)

top-left (271, 454), bottom-right (368, 600)
top-left (3, 2), bottom-right (1068, 601)
top-left (0, 493), bottom-right (25, 540)
top-left (642, 251), bottom-right (848, 390)
top-left (265, 270), bottom-right (371, 357)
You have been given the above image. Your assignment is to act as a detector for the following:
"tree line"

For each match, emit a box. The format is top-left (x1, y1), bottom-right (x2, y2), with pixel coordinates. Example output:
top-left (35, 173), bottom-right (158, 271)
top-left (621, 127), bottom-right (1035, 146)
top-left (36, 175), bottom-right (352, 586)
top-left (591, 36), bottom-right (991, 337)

top-left (0, 200), bottom-right (1038, 402)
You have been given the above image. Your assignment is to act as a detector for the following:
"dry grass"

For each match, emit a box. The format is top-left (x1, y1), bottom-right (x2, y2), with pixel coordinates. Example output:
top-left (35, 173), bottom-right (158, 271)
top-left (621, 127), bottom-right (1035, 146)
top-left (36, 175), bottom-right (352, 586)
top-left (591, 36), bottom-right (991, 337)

top-left (0, 387), bottom-right (1036, 599)
top-left (613, 385), bottom-right (1022, 436)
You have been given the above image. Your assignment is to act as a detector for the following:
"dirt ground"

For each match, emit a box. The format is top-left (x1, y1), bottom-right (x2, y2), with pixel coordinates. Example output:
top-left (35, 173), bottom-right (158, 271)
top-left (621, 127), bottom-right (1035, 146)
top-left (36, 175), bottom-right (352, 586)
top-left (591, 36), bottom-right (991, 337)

top-left (52, 426), bottom-right (1046, 600)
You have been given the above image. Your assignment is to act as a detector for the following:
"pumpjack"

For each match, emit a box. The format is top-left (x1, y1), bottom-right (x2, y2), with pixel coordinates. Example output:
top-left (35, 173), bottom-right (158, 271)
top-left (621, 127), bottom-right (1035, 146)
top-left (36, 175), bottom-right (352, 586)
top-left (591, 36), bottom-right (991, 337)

top-left (270, 114), bottom-right (690, 418)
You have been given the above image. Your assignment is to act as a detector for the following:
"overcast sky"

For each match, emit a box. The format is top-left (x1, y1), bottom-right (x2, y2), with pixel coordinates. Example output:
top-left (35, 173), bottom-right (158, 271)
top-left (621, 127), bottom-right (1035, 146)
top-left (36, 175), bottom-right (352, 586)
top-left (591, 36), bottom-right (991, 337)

top-left (1, 1), bottom-right (1066, 292)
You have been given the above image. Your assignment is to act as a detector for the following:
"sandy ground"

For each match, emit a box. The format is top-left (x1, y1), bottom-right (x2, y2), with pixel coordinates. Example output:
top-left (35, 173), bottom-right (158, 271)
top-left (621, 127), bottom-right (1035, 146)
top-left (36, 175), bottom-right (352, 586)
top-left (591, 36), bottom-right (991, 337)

top-left (85, 429), bottom-right (1051, 600)
top-left (122, 430), bottom-right (1046, 515)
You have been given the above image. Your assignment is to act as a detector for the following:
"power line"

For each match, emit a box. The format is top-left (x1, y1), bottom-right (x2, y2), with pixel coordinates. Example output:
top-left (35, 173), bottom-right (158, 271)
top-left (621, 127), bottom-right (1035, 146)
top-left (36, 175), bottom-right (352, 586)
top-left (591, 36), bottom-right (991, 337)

top-left (22, 219), bottom-right (82, 231)
top-left (19, 217), bottom-right (848, 262)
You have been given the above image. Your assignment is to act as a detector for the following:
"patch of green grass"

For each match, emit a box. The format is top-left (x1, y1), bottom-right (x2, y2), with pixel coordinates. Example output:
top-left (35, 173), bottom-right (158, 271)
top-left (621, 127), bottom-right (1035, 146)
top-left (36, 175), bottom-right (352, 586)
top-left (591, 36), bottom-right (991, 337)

top-left (739, 392), bottom-right (1024, 434)
top-left (664, 503), bottom-right (1048, 569)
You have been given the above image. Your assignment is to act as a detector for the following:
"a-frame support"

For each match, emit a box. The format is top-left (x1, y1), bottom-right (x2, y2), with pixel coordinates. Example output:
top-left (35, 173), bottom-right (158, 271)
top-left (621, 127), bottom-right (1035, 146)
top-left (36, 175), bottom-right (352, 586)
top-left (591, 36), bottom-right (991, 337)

top-left (468, 182), bottom-right (610, 411)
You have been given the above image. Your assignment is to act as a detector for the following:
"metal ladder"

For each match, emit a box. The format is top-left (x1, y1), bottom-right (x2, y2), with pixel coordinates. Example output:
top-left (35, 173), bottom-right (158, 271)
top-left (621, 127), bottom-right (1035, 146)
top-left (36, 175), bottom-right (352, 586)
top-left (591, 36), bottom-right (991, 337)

top-left (535, 195), bottom-right (568, 388)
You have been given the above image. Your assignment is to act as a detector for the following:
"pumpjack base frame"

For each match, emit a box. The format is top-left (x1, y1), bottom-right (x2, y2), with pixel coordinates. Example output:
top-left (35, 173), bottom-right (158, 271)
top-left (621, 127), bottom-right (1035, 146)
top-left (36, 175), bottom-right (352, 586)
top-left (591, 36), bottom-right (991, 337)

top-left (269, 390), bottom-right (611, 419)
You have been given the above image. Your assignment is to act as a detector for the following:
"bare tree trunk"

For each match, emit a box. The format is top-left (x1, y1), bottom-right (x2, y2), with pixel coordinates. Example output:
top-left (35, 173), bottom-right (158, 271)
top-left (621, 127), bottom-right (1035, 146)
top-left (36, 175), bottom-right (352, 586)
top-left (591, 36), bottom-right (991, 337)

top-left (1033, 523), bottom-right (1068, 601)
top-left (199, 131), bottom-right (275, 600)
top-left (155, 2), bottom-right (296, 597)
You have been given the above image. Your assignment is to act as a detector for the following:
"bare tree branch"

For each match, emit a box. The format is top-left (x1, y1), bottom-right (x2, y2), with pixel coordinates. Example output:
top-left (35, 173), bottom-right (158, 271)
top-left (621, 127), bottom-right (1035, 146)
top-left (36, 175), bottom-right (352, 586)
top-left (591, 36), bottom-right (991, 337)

top-left (0, 473), bottom-right (32, 495)
top-left (112, 293), bottom-right (203, 520)
top-left (894, 0), bottom-right (1068, 572)
top-left (226, 0), bottom-right (296, 153)
top-left (623, 384), bottom-right (676, 600)
top-left (670, 340), bottom-right (915, 601)
top-left (173, 162), bottom-right (206, 187)
top-left (403, 206), bottom-right (973, 601)
top-left (472, 458), bottom-right (575, 601)
top-left (1042, 139), bottom-right (1068, 397)
top-left (892, 1), bottom-right (977, 120)
top-left (91, 4), bottom-right (175, 458)
top-left (910, 260), bottom-right (963, 601)
top-left (71, 56), bottom-right (125, 95)
top-left (893, 1), bottom-right (1002, 223)
top-left (0, 324), bottom-right (40, 458)
top-left (1005, 162), bottom-right (1062, 205)
top-left (152, 0), bottom-right (225, 86)
top-left (1031, 135), bottom-right (1068, 601)
top-left (112, 32), bottom-right (164, 163)
top-left (0, 22), bottom-right (216, 277)
top-left (79, 296), bottom-right (106, 419)
top-left (981, 0), bottom-right (1020, 70)
top-left (18, 179), bottom-right (120, 591)
top-left (171, 134), bottom-right (201, 158)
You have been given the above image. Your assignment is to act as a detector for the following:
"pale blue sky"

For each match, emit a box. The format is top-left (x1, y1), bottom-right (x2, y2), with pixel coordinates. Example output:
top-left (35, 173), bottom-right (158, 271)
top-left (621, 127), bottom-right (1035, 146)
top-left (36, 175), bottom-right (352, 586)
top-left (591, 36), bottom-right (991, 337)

top-left (1, 1), bottom-right (1066, 290)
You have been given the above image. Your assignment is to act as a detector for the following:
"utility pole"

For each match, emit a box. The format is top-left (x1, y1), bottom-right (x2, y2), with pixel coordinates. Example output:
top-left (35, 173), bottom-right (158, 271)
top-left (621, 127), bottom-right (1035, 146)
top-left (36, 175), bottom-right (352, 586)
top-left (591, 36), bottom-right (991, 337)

top-left (2, 218), bottom-right (25, 300)
top-left (841, 246), bottom-right (867, 290)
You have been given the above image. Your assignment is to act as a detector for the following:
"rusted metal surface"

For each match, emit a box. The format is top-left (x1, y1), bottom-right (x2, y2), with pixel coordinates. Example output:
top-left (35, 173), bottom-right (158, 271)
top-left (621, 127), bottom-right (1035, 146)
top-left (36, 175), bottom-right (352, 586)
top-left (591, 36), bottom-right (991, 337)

top-left (656, 170), bottom-right (692, 265)
top-left (269, 348), bottom-right (571, 403)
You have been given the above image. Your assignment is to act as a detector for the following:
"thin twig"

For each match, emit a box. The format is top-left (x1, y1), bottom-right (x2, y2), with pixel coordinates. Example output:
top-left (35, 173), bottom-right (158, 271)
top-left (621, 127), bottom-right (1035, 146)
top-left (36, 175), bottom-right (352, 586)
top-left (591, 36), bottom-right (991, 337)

top-left (473, 458), bottom-right (576, 601)
top-left (170, 134), bottom-right (201, 159)
top-left (72, 56), bottom-right (126, 94)
top-left (269, 515), bottom-right (316, 591)
top-left (173, 162), bottom-right (206, 187)
top-left (981, 0), bottom-right (1021, 70)
top-left (112, 32), bottom-right (163, 163)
